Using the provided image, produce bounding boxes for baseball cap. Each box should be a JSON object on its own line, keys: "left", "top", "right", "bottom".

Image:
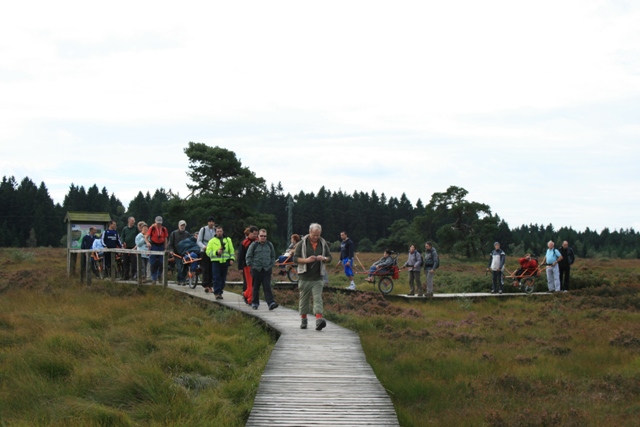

{"left": 155, "top": 216, "right": 163, "bottom": 224}
{"left": 178, "top": 220, "right": 186, "bottom": 226}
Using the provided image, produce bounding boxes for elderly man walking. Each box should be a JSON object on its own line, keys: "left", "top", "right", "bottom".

{"left": 245, "top": 229, "right": 278, "bottom": 311}
{"left": 544, "top": 241, "right": 563, "bottom": 293}
{"left": 294, "top": 223, "right": 332, "bottom": 331}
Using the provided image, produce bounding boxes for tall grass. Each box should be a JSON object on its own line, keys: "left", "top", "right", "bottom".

{"left": 301, "top": 287, "right": 640, "bottom": 426}
{"left": 0, "top": 256, "right": 275, "bottom": 427}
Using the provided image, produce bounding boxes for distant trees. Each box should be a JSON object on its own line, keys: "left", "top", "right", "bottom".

{"left": 2, "top": 143, "right": 639, "bottom": 258}
{"left": 0, "top": 176, "right": 64, "bottom": 247}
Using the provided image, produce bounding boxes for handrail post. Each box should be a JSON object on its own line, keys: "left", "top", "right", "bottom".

{"left": 86, "top": 251, "right": 92, "bottom": 286}
{"left": 137, "top": 253, "right": 143, "bottom": 285}
{"left": 110, "top": 251, "right": 116, "bottom": 280}
{"left": 162, "top": 251, "right": 168, "bottom": 287}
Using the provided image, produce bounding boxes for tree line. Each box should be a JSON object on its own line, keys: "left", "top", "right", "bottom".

{"left": 2, "top": 143, "right": 639, "bottom": 259}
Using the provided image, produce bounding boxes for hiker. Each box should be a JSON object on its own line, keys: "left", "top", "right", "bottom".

{"left": 135, "top": 222, "right": 149, "bottom": 281}
{"left": 101, "top": 220, "right": 122, "bottom": 276}
{"left": 168, "top": 220, "right": 191, "bottom": 286}
{"left": 364, "top": 249, "right": 394, "bottom": 282}
{"left": 339, "top": 231, "right": 357, "bottom": 291}
{"left": 403, "top": 244, "right": 422, "bottom": 296}
{"left": 543, "top": 241, "right": 563, "bottom": 292}
{"left": 487, "top": 241, "right": 506, "bottom": 294}
{"left": 205, "top": 225, "right": 235, "bottom": 299}
{"left": 423, "top": 242, "right": 439, "bottom": 298}
{"left": 197, "top": 216, "right": 217, "bottom": 292}
{"left": 237, "top": 225, "right": 259, "bottom": 304}
{"left": 294, "top": 223, "right": 332, "bottom": 331}
{"left": 145, "top": 216, "right": 168, "bottom": 285}
{"left": 245, "top": 229, "right": 279, "bottom": 311}
{"left": 121, "top": 216, "right": 138, "bottom": 280}
{"left": 81, "top": 227, "right": 97, "bottom": 276}
{"left": 558, "top": 241, "right": 575, "bottom": 292}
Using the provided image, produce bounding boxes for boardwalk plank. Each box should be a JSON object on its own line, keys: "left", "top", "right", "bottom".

{"left": 169, "top": 284, "right": 399, "bottom": 427}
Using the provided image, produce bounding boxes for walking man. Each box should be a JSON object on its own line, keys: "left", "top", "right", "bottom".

{"left": 558, "top": 241, "right": 575, "bottom": 292}
{"left": 294, "top": 223, "right": 332, "bottom": 331}
{"left": 487, "top": 241, "right": 506, "bottom": 294}
{"left": 423, "top": 242, "right": 439, "bottom": 298}
{"left": 245, "top": 229, "right": 279, "bottom": 310}
{"left": 121, "top": 216, "right": 138, "bottom": 280}
{"left": 339, "top": 231, "right": 357, "bottom": 290}
{"left": 544, "top": 241, "right": 563, "bottom": 292}
{"left": 206, "top": 225, "right": 235, "bottom": 299}
{"left": 197, "top": 216, "right": 217, "bottom": 291}
{"left": 145, "top": 216, "right": 168, "bottom": 285}
{"left": 168, "top": 220, "right": 191, "bottom": 285}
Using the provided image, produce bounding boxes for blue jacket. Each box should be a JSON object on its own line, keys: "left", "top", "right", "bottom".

{"left": 101, "top": 229, "right": 122, "bottom": 249}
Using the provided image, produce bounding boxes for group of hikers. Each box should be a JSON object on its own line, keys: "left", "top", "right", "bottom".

{"left": 81, "top": 215, "right": 578, "bottom": 330}
{"left": 487, "top": 240, "right": 576, "bottom": 294}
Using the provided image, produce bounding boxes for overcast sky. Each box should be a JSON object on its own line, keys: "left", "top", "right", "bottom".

{"left": 1, "top": 1, "right": 639, "bottom": 232}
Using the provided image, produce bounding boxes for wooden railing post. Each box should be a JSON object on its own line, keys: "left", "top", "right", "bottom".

{"left": 162, "top": 251, "right": 168, "bottom": 287}
{"left": 110, "top": 251, "right": 116, "bottom": 281}
{"left": 85, "top": 251, "right": 92, "bottom": 286}
{"left": 137, "top": 253, "right": 143, "bottom": 285}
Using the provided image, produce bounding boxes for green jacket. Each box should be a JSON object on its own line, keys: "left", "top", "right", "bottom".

{"left": 206, "top": 236, "right": 236, "bottom": 263}
{"left": 293, "top": 235, "right": 332, "bottom": 281}
{"left": 121, "top": 225, "right": 138, "bottom": 249}
{"left": 245, "top": 240, "right": 276, "bottom": 271}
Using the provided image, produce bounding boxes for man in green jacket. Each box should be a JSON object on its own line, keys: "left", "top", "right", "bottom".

{"left": 245, "top": 229, "right": 278, "bottom": 311}
{"left": 294, "top": 223, "right": 332, "bottom": 330}
{"left": 121, "top": 216, "right": 138, "bottom": 280}
{"left": 205, "top": 226, "right": 235, "bottom": 299}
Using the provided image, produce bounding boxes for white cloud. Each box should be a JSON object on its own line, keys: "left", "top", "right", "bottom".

{"left": 1, "top": 0, "right": 639, "bottom": 232}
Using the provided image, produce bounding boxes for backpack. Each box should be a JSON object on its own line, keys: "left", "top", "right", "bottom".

{"left": 392, "top": 265, "right": 400, "bottom": 280}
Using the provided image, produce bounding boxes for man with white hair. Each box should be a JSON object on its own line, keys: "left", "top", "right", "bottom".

{"left": 543, "top": 241, "right": 563, "bottom": 293}
{"left": 294, "top": 223, "right": 332, "bottom": 330}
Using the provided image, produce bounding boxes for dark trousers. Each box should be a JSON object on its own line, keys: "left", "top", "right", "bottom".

{"left": 200, "top": 252, "right": 212, "bottom": 287}
{"left": 122, "top": 253, "right": 137, "bottom": 279}
{"left": 559, "top": 265, "right": 571, "bottom": 291}
{"left": 252, "top": 268, "right": 275, "bottom": 307}
{"left": 212, "top": 261, "right": 230, "bottom": 295}
{"left": 492, "top": 270, "right": 503, "bottom": 292}
{"left": 149, "top": 243, "right": 164, "bottom": 281}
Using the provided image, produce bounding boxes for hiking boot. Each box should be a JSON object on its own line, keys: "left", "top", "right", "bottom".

{"left": 252, "top": 305, "right": 258, "bottom": 310}
{"left": 215, "top": 294, "right": 223, "bottom": 300}
{"left": 408, "top": 292, "right": 415, "bottom": 296}
{"left": 300, "top": 318, "right": 308, "bottom": 329}
{"left": 426, "top": 292, "right": 433, "bottom": 298}
{"left": 269, "top": 302, "right": 279, "bottom": 311}
{"left": 316, "top": 318, "right": 327, "bottom": 331}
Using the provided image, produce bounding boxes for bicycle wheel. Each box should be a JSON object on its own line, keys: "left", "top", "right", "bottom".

{"left": 188, "top": 270, "right": 199, "bottom": 289}
{"left": 522, "top": 278, "right": 535, "bottom": 294}
{"left": 378, "top": 277, "right": 394, "bottom": 295}
{"left": 287, "top": 266, "right": 299, "bottom": 282}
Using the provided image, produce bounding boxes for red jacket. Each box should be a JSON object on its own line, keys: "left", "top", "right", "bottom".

{"left": 519, "top": 257, "right": 538, "bottom": 275}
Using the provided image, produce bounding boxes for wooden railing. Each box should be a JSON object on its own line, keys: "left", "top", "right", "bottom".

{"left": 67, "top": 248, "right": 170, "bottom": 286}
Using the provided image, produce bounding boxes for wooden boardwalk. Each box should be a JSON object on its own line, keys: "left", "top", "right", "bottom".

{"left": 169, "top": 284, "right": 400, "bottom": 427}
